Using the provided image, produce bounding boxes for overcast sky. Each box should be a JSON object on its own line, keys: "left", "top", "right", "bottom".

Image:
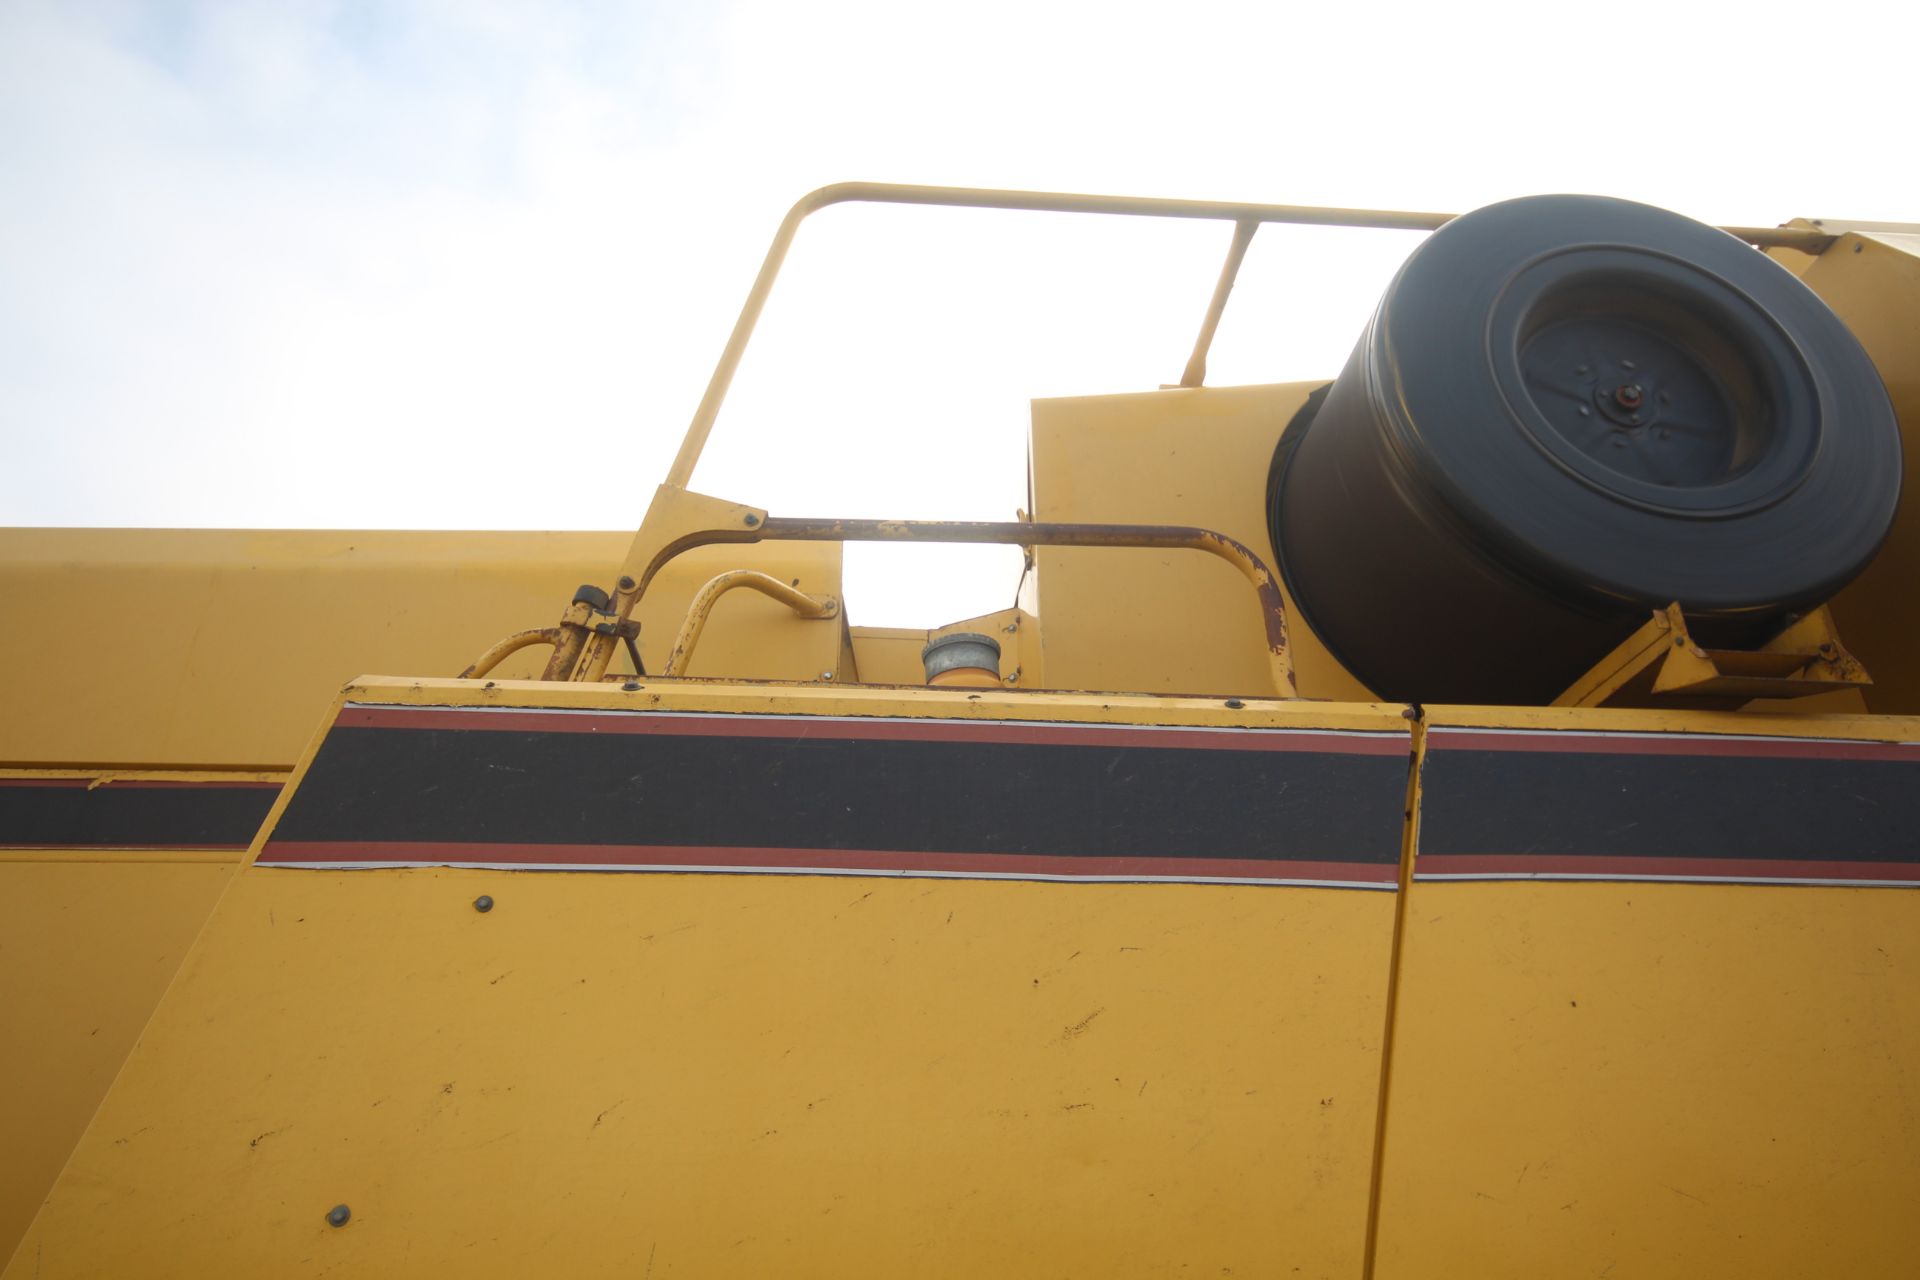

{"left": 3, "top": 0, "right": 1914, "bottom": 624}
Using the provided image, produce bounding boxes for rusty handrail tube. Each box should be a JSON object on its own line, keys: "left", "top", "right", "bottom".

{"left": 664, "top": 570, "right": 839, "bottom": 677}
{"left": 664, "top": 181, "right": 1838, "bottom": 488}
{"left": 458, "top": 627, "right": 563, "bottom": 680}
{"left": 625, "top": 517, "right": 1295, "bottom": 697}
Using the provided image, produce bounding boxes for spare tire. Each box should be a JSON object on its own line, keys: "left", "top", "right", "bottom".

{"left": 1267, "top": 194, "right": 1901, "bottom": 705}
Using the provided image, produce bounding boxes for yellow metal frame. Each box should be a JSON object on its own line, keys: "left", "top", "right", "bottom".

{"left": 1553, "top": 603, "right": 1870, "bottom": 708}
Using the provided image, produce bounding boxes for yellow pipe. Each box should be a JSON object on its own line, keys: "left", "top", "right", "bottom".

{"left": 1180, "top": 219, "right": 1259, "bottom": 388}
{"left": 663, "top": 570, "right": 839, "bottom": 678}
{"left": 458, "top": 627, "right": 562, "bottom": 680}
{"left": 665, "top": 182, "right": 1837, "bottom": 488}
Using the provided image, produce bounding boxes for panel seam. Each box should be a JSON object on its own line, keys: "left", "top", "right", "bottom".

{"left": 1362, "top": 710, "right": 1424, "bottom": 1279}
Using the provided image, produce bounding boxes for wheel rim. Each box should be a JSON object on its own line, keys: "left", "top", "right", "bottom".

{"left": 1489, "top": 246, "right": 1821, "bottom": 517}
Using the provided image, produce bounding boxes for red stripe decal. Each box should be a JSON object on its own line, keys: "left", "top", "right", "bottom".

{"left": 333, "top": 706, "right": 1409, "bottom": 755}
{"left": 1417, "top": 854, "right": 1920, "bottom": 882}
{"left": 257, "top": 841, "right": 1400, "bottom": 884}
{"left": 1426, "top": 729, "right": 1920, "bottom": 762}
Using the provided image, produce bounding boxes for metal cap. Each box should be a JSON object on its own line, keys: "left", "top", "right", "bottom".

{"left": 921, "top": 632, "right": 1002, "bottom": 682}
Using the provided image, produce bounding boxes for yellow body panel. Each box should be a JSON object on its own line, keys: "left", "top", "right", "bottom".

{"left": 0, "top": 530, "right": 841, "bottom": 768}
{"left": 1375, "top": 882, "right": 1920, "bottom": 1278}
{"left": 0, "top": 530, "right": 629, "bottom": 767}
{"left": 1028, "top": 383, "right": 1374, "bottom": 701}
{"left": 7, "top": 680, "right": 1409, "bottom": 1279}
{"left": 1372, "top": 706, "right": 1920, "bottom": 1278}
{"left": 0, "top": 856, "right": 241, "bottom": 1260}
{"left": 12, "top": 869, "right": 1392, "bottom": 1279}
{"left": 1776, "top": 231, "right": 1920, "bottom": 716}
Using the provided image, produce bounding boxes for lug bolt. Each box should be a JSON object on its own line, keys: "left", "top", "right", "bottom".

{"left": 1614, "top": 384, "right": 1644, "bottom": 409}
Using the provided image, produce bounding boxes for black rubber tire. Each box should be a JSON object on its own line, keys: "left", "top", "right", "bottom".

{"left": 1268, "top": 194, "right": 1901, "bottom": 706}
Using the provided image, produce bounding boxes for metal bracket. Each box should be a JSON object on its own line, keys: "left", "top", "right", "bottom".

{"left": 1553, "top": 603, "right": 1870, "bottom": 709}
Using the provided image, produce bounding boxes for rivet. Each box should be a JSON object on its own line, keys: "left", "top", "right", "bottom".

{"left": 1224, "top": 698, "right": 1246, "bottom": 709}
{"left": 617, "top": 575, "right": 636, "bottom": 591}
{"left": 743, "top": 513, "right": 761, "bottom": 527}
{"left": 819, "top": 671, "right": 834, "bottom": 681}
{"left": 327, "top": 1204, "right": 351, "bottom": 1228}
{"left": 622, "top": 681, "right": 641, "bottom": 692}
{"left": 473, "top": 895, "right": 494, "bottom": 914}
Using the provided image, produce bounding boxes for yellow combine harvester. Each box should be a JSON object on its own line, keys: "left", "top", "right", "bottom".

{"left": 3, "top": 185, "right": 1917, "bottom": 1278}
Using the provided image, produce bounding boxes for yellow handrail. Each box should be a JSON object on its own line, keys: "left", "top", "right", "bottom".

{"left": 663, "top": 571, "right": 839, "bottom": 677}
{"left": 665, "top": 181, "right": 1836, "bottom": 488}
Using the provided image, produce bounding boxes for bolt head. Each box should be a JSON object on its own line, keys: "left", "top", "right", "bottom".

{"left": 327, "top": 1204, "right": 351, "bottom": 1228}
{"left": 473, "top": 895, "right": 494, "bottom": 914}
{"left": 1224, "top": 698, "right": 1246, "bottom": 709}
{"left": 742, "top": 513, "right": 761, "bottom": 527}
{"left": 621, "top": 681, "right": 641, "bottom": 692}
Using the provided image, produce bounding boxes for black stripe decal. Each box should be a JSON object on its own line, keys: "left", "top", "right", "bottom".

{"left": 263, "top": 710, "right": 1410, "bottom": 886}
{"left": 0, "top": 781, "right": 280, "bottom": 850}
{"left": 1418, "top": 730, "right": 1920, "bottom": 884}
